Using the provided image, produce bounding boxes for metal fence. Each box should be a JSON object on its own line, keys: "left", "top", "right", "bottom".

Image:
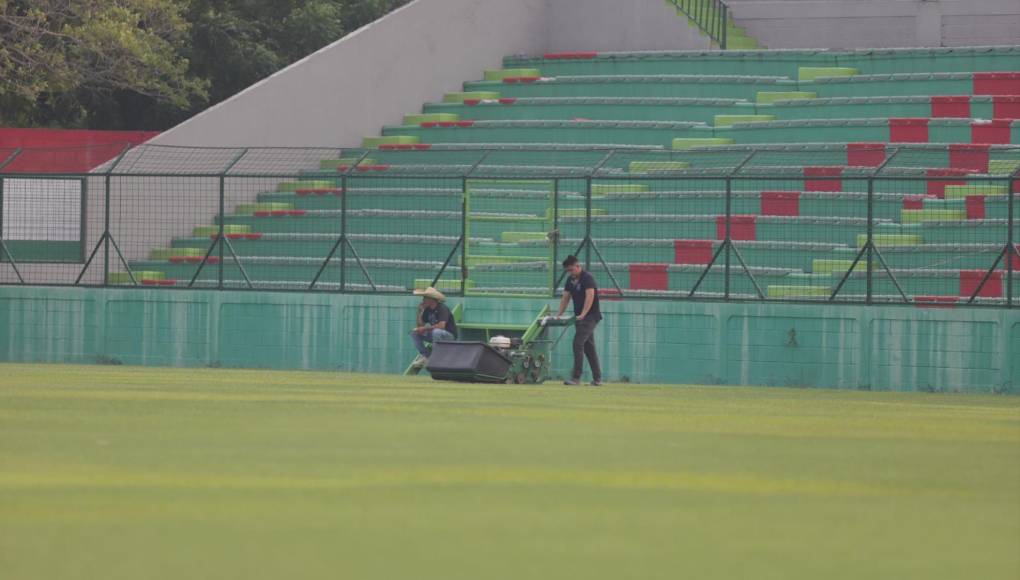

{"left": 0, "top": 143, "right": 1017, "bottom": 307}
{"left": 669, "top": 0, "right": 729, "bottom": 49}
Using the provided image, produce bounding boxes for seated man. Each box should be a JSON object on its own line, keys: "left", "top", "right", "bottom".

{"left": 409, "top": 287, "right": 458, "bottom": 367}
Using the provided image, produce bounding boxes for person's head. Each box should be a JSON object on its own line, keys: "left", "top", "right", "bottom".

{"left": 413, "top": 286, "right": 446, "bottom": 308}
{"left": 562, "top": 255, "right": 582, "bottom": 278}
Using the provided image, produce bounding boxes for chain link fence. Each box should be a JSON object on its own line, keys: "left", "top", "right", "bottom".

{"left": 1, "top": 143, "right": 1017, "bottom": 307}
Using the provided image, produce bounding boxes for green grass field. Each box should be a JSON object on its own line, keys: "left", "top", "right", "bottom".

{"left": 1, "top": 364, "right": 1018, "bottom": 580}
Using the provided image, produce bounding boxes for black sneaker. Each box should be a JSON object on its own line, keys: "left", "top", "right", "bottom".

{"left": 563, "top": 379, "right": 580, "bottom": 386}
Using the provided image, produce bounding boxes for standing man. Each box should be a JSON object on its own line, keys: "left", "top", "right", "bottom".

{"left": 556, "top": 255, "right": 603, "bottom": 386}
{"left": 409, "top": 287, "right": 458, "bottom": 368}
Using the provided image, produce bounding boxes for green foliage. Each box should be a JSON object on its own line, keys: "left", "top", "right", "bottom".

{"left": 0, "top": 0, "right": 208, "bottom": 128}
{"left": 186, "top": 0, "right": 344, "bottom": 106}
{"left": 0, "top": 0, "right": 411, "bottom": 130}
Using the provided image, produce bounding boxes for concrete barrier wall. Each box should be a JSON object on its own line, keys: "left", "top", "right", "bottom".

{"left": 0, "top": 286, "right": 1015, "bottom": 393}
{"left": 726, "top": 0, "right": 1020, "bottom": 49}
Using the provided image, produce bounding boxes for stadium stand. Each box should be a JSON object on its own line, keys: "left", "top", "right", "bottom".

{"left": 114, "top": 46, "right": 1019, "bottom": 304}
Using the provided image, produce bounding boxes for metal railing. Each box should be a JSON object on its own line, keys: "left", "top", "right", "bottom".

{"left": 0, "top": 144, "right": 1017, "bottom": 307}
{"left": 670, "top": 0, "right": 729, "bottom": 49}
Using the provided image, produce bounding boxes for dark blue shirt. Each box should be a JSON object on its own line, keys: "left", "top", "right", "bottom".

{"left": 422, "top": 303, "right": 457, "bottom": 338}
{"left": 565, "top": 271, "right": 602, "bottom": 321}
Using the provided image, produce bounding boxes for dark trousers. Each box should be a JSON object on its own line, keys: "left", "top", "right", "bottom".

{"left": 572, "top": 319, "right": 602, "bottom": 381}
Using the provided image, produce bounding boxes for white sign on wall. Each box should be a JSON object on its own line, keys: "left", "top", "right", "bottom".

{"left": 1, "top": 178, "right": 82, "bottom": 241}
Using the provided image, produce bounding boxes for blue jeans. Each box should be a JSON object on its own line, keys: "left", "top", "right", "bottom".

{"left": 410, "top": 328, "right": 454, "bottom": 356}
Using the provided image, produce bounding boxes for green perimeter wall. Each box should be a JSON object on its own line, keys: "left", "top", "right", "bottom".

{"left": 0, "top": 287, "right": 1016, "bottom": 393}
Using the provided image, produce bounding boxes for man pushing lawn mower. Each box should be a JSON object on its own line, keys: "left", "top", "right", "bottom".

{"left": 556, "top": 255, "right": 603, "bottom": 387}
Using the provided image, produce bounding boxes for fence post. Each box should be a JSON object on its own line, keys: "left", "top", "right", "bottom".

{"left": 461, "top": 176, "right": 468, "bottom": 297}
{"left": 552, "top": 178, "right": 560, "bottom": 298}
{"left": 866, "top": 176, "right": 875, "bottom": 304}
{"left": 708, "top": 0, "right": 716, "bottom": 42}
{"left": 103, "top": 173, "right": 111, "bottom": 287}
{"left": 724, "top": 176, "right": 732, "bottom": 299}
{"left": 721, "top": 3, "right": 728, "bottom": 49}
{"left": 340, "top": 173, "right": 348, "bottom": 293}
{"left": 0, "top": 149, "right": 21, "bottom": 245}
{"left": 79, "top": 177, "right": 88, "bottom": 264}
{"left": 217, "top": 174, "right": 225, "bottom": 290}
{"left": 218, "top": 149, "right": 249, "bottom": 291}
{"left": 714, "top": 1, "right": 722, "bottom": 45}
{"left": 1008, "top": 174, "right": 1016, "bottom": 308}
{"left": 0, "top": 176, "right": 4, "bottom": 247}
{"left": 584, "top": 176, "right": 592, "bottom": 269}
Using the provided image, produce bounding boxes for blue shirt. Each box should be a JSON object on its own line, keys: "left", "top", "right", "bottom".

{"left": 422, "top": 303, "right": 457, "bottom": 338}
{"left": 565, "top": 271, "right": 602, "bottom": 321}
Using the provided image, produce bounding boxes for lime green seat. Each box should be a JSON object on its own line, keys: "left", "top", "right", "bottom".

{"left": 901, "top": 209, "right": 966, "bottom": 224}
{"left": 812, "top": 260, "right": 867, "bottom": 274}
{"left": 444, "top": 91, "right": 501, "bottom": 103}
{"left": 768, "top": 285, "right": 830, "bottom": 298}
{"left": 193, "top": 225, "right": 251, "bottom": 237}
{"left": 757, "top": 91, "right": 816, "bottom": 104}
{"left": 715, "top": 114, "right": 775, "bottom": 127}
{"left": 592, "top": 184, "right": 648, "bottom": 195}
{"left": 235, "top": 202, "right": 293, "bottom": 215}
{"left": 500, "top": 232, "right": 549, "bottom": 244}
{"left": 109, "top": 271, "right": 165, "bottom": 284}
{"left": 403, "top": 113, "right": 459, "bottom": 125}
{"left": 150, "top": 247, "right": 205, "bottom": 260}
{"left": 484, "top": 68, "right": 541, "bottom": 81}
{"left": 799, "top": 67, "right": 857, "bottom": 81}
{"left": 858, "top": 234, "right": 923, "bottom": 248}
{"left": 362, "top": 136, "right": 420, "bottom": 149}
{"left": 673, "top": 138, "right": 735, "bottom": 149}
{"left": 278, "top": 181, "right": 335, "bottom": 192}
{"left": 944, "top": 185, "right": 1009, "bottom": 199}
{"left": 629, "top": 161, "right": 690, "bottom": 172}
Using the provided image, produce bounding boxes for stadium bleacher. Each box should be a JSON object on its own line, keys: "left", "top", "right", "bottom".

{"left": 124, "top": 46, "right": 1020, "bottom": 303}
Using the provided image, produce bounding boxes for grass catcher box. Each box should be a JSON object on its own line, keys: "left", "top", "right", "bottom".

{"left": 427, "top": 341, "right": 511, "bottom": 383}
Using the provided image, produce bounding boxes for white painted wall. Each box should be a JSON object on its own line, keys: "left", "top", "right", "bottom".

{"left": 151, "top": 0, "right": 549, "bottom": 148}
{"left": 725, "top": 0, "right": 1020, "bottom": 49}
{"left": 545, "top": 0, "right": 711, "bottom": 53}
{"left": 151, "top": 0, "right": 708, "bottom": 149}
{"left": 0, "top": 175, "right": 105, "bottom": 285}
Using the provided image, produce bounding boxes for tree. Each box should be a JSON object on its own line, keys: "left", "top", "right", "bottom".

{"left": 182, "top": 0, "right": 409, "bottom": 124}
{"left": 0, "top": 0, "right": 209, "bottom": 128}
{"left": 0, "top": 0, "right": 412, "bottom": 130}
{"left": 185, "top": 0, "right": 344, "bottom": 107}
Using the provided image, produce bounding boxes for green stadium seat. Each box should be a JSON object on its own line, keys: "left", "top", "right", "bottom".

{"left": 124, "top": 46, "right": 1020, "bottom": 300}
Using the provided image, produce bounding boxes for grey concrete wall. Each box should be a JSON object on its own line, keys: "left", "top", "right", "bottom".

{"left": 545, "top": 0, "right": 711, "bottom": 53}
{"left": 151, "top": 0, "right": 549, "bottom": 149}
{"left": 726, "top": 0, "right": 1020, "bottom": 49}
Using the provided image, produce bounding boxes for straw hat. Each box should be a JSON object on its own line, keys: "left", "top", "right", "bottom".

{"left": 413, "top": 287, "right": 446, "bottom": 302}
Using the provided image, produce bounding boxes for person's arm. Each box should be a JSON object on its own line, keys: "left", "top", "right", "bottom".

{"left": 414, "top": 303, "right": 426, "bottom": 333}
{"left": 578, "top": 288, "right": 595, "bottom": 320}
{"left": 556, "top": 291, "right": 570, "bottom": 317}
